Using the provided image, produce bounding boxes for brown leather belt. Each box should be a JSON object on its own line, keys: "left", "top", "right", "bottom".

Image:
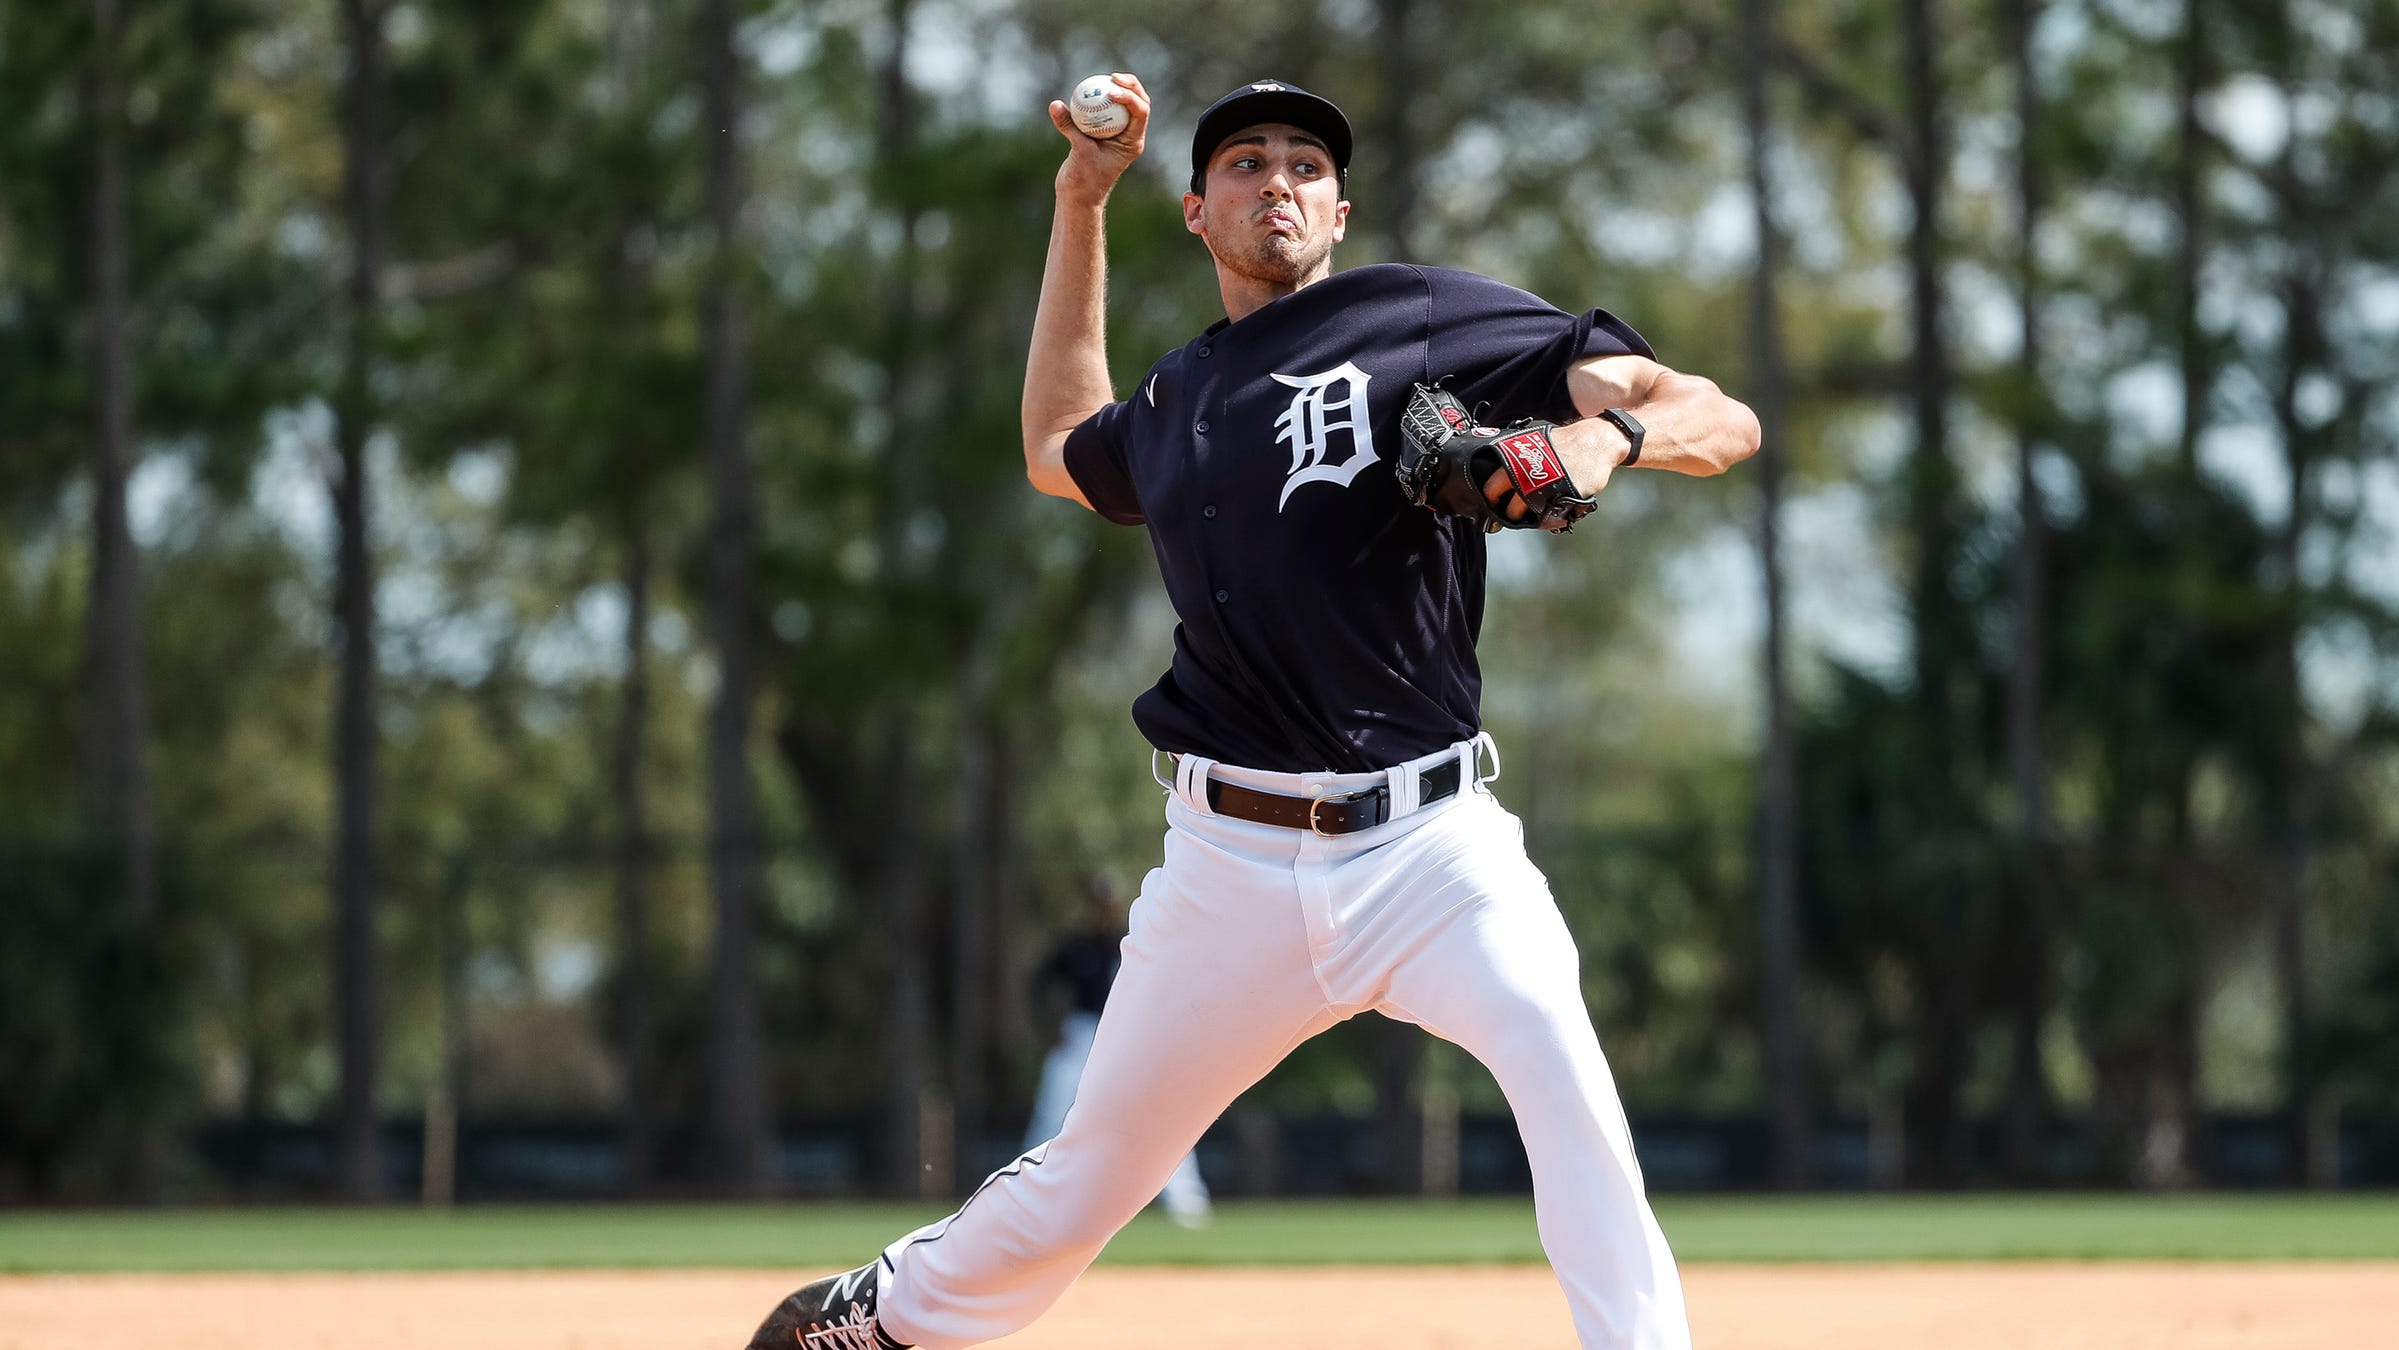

{"left": 1202, "top": 757, "right": 1464, "bottom": 836}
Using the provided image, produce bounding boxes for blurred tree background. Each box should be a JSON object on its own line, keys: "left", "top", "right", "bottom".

{"left": 2, "top": 0, "right": 2395, "bottom": 1202}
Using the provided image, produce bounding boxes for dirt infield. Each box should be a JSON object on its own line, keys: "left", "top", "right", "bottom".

{"left": 4, "top": 1263, "right": 2395, "bottom": 1348}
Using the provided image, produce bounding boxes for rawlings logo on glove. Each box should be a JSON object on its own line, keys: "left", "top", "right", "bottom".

{"left": 1394, "top": 383, "right": 1597, "bottom": 533}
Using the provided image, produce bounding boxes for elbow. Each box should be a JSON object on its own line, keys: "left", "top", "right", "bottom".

{"left": 1022, "top": 429, "right": 1060, "bottom": 492}
{"left": 1669, "top": 374, "right": 1759, "bottom": 477}
{"left": 1024, "top": 435, "right": 1083, "bottom": 502}
{"left": 1026, "top": 462, "right": 1070, "bottom": 499}
{"left": 1724, "top": 399, "right": 1762, "bottom": 474}
{"left": 1686, "top": 376, "right": 1760, "bottom": 477}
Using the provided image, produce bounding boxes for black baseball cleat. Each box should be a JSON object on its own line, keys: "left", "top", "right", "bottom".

{"left": 746, "top": 1260, "right": 914, "bottom": 1349}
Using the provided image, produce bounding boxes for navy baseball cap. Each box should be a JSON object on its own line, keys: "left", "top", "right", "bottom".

{"left": 1189, "top": 78, "right": 1353, "bottom": 193}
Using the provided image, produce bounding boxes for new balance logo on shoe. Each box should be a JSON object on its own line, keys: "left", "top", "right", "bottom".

{"left": 746, "top": 1261, "right": 912, "bottom": 1350}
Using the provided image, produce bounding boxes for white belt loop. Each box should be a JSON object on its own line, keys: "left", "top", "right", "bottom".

{"left": 1472, "top": 731, "right": 1501, "bottom": 788}
{"left": 1385, "top": 761, "right": 1419, "bottom": 819}
{"left": 1174, "top": 752, "right": 1220, "bottom": 816}
{"left": 1150, "top": 748, "right": 1175, "bottom": 793}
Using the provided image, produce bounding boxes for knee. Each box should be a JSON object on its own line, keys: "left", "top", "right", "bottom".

{"left": 1464, "top": 982, "right": 1589, "bottom": 1062}
{"left": 1470, "top": 998, "right": 1616, "bottom": 1110}
{"left": 1018, "top": 1132, "right": 1153, "bottom": 1251}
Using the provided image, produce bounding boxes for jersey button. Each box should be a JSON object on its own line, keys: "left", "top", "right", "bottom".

{"left": 1195, "top": 419, "right": 1210, "bottom": 434}
{"left": 1214, "top": 589, "right": 1229, "bottom": 604}
{"left": 1203, "top": 504, "right": 1218, "bottom": 519}
{"left": 1198, "top": 345, "right": 1212, "bottom": 358}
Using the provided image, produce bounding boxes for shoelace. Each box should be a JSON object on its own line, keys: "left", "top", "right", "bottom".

{"left": 800, "top": 1301, "right": 881, "bottom": 1350}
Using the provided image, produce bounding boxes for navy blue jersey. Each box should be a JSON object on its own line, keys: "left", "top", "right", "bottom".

{"left": 1064, "top": 263, "right": 1651, "bottom": 773}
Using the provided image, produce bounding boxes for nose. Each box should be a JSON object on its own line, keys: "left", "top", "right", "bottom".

{"left": 1261, "top": 171, "right": 1293, "bottom": 200}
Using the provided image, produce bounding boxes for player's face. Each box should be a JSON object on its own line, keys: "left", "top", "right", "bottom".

{"left": 1183, "top": 123, "right": 1350, "bottom": 288}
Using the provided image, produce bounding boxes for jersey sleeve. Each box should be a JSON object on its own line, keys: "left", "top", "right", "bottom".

{"left": 1418, "top": 267, "right": 1654, "bottom": 427}
{"left": 1061, "top": 397, "right": 1145, "bottom": 526}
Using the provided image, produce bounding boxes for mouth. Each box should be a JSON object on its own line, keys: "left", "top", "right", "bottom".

{"left": 1260, "top": 208, "right": 1301, "bottom": 235}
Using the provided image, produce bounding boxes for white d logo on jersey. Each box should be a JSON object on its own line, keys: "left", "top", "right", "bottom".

{"left": 1272, "top": 361, "right": 1378, "bottom": 510}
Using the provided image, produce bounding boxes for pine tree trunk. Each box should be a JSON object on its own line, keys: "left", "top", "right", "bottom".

{"left": 1740, "top": 0, "right": 1808, "bottom": 1191}
{"left": 1363, "top": 0, "right": 1439, "bottom": 1194}
{"left": 613, "top": 525, "right": 656, "bottom": 1192}
{"left": 1901, "top": 0, "right": 1956, "bottom": 746}
{"left": 2173, "top": 0, "right": 2209, "bottom": 473}
{"left": 699, "top": 0, "right": 769, "bottom": 1197}
{"left": 83, "top": 0, "right": 157, "bottom": 935}
{"left": 883, "top": 711, "right": 942, "bottom": 1197}
{"left": 949, "top": 683, "right": 998, "bottom": 1194}
{"left": 85, "top": 0, "right": 164, "bottom": 1202}
{"left": 990, "top": 728, "right": 1035, "bottom": 1086}
{"left": 333, "top": 0, "right": 389, "bottom": 1205}
{"left": 1897, "top": 0, "right": 1972, "bottom": 1188}
{"left": 606, "top": 0, "right": 658, "bottom": 1195}
{"left": 1904, "top": 951, "right": 1973, "bottom": 1186}
{"left": 2272, "top": 272, "right": 2321, "bottom": 1187}
{"left": 2002, "top": 0, "right": 2056, "bottom": 1184}
{"left": 870, "top": 0, "right": 947, "bottom": 1200}
{"left": 421, "top": 853, "right": 467, "bottom": 1208}
{"left": 2261, "top": 0, "right": 2332, "bottom": 1190}
{"left": 1375, "top": 0, "right": 1420, "bottom": 261}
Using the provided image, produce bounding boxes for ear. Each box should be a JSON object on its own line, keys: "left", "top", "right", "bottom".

{"left": 1330, "top": 199, "right": 1350, "bottom": 244}
{"left": 1182, "top": 191, "right": 1206, "bottom": 235}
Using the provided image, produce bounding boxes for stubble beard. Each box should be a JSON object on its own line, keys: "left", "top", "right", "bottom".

{"left": 1215, "top": 219, "right": 1334, "bottom": 289}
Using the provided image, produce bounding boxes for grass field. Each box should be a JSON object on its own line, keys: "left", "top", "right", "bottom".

{"left": 5, "top": 1194, "right": 2397, "bottom": 1273}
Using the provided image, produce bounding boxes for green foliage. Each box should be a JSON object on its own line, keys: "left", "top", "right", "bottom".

{"left": 2, "top": 0, "right": 2396, "bottom": 1197}
{"left": 2317, "top": 891, "right": 2399, "bottom": 1110}
{"left": 0, "top": 0, "right": 308, "bottom": 502}
{"left": 0, "top": 837, "right": 192, "bottom": 1200}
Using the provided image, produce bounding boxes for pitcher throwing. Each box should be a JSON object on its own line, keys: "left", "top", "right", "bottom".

{"left": 748, "top": 72, "right": 1759, "bottom": 1350}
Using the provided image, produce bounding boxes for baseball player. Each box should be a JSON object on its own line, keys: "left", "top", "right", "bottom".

{"left": 1022, "top": 875, "right": 1212, "bottom": 1228}
{"left": 750, "top": 73, "right": 1759, "bottom": 1350}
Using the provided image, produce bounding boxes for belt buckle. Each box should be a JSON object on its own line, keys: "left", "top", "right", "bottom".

{"left": 1308, "top": 785, "right": 1386, "bottom": 836}
{"left": 1307, "top": 794, "right": 1339, "bottom": 837}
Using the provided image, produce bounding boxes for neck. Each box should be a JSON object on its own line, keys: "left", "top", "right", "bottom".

{"left": 1216, "top": 260, "right": 1332, "bottom": 324}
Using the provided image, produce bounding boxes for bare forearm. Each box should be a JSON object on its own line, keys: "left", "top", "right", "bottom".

{"left": 1554, "top": 359, "right": 1761, "bottom": 484}
{"left": 1022, "top": 194, "right": 1117, "bottom": 465}
{"left": 1021, "top": 74, "right": 1152, "bottom": 503}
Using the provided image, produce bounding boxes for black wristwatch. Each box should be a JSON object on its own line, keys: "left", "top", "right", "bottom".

{"left": 1598, "top": 407, "right": 1645, "bottom": 468}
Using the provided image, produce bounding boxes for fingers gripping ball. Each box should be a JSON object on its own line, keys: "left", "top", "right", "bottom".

{"left": 1070, "top": 77, "right": 1130, "bottom": 139}
{"left": 1396, "top": 383, "right": 1597, "bottom": 533}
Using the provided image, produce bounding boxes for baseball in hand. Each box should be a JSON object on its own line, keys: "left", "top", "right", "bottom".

{"left": 1069, "top": 76, "right": 1130, "bottom": 139}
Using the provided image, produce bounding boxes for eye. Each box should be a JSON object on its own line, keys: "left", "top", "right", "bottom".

{"left": 1294, "top": 160, "right": 1322, "bottom": 176}
{"left": 1232, "top": 155, "right": 1261, "bottom": 171}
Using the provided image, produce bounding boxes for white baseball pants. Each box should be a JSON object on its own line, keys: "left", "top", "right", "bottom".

{"left": 1025, "top": 1010, "right": 1212, "bottom": 1224}
{"left": 876, "top": 737, "right": 1691, "bottom": 1349}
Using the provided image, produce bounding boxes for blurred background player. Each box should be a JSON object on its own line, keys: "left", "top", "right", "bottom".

{"left": 1023, "top": 875, "right": 1212, "bottom": 1229}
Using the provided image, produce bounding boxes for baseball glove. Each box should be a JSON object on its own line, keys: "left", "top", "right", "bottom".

{"left": 1395, "top": 383, "right": 1597, "bottom": 533}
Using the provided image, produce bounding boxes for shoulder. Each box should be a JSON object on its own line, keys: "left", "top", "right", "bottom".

{"left": 1336, "top": 263, "right": 1436, "bottom": 303}
{"left": 1329, "top": 262, "right": 1436, "bottom": 291}
{"left": 1410, "top": 265, "right": 1556, "bottom": 308}
{"left": 1283, "top": 263, "right": 1436, "bottom": 312}
{"left": 1150, "top": 342, "right": 1199, "bottom": 379}
{"left": 1097, "top": 344, "right": 1199, "bottom": 428}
